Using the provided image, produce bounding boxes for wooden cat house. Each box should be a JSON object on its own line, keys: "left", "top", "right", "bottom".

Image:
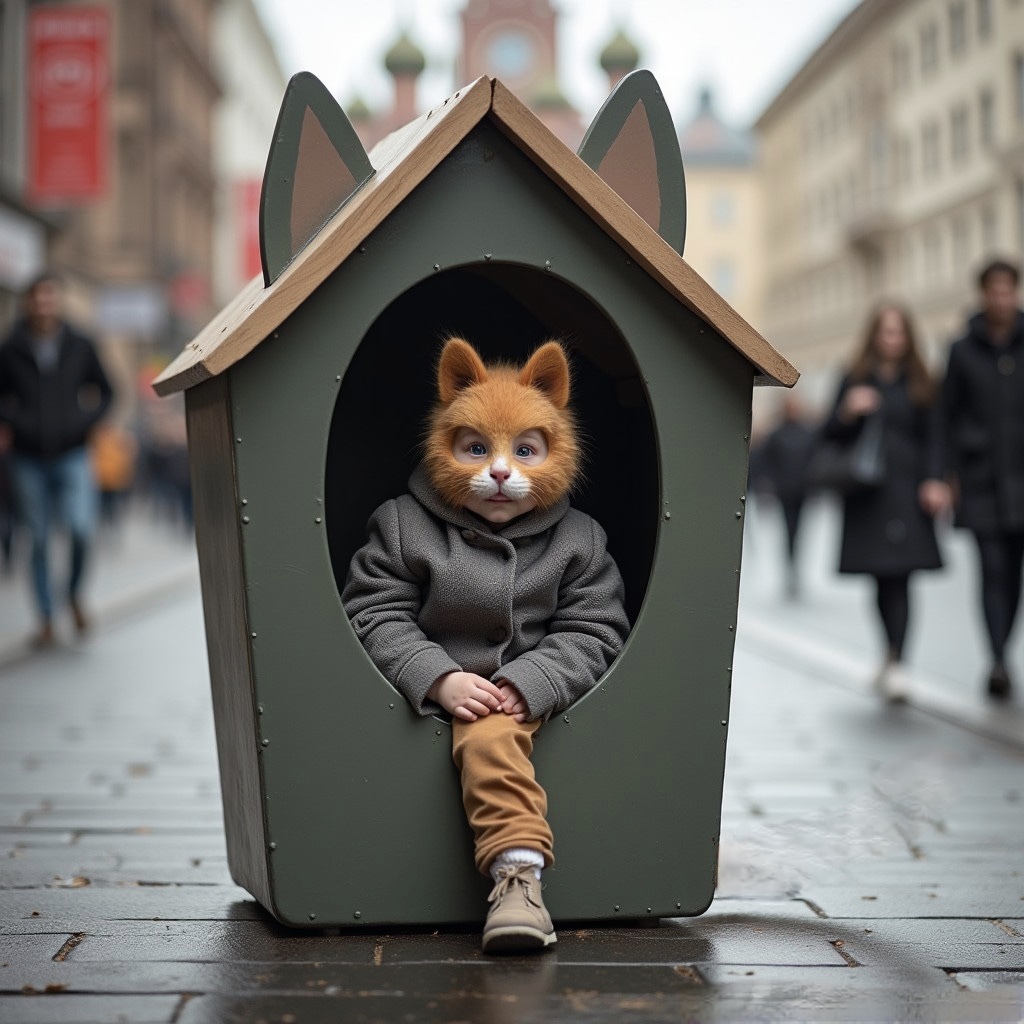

{"left": 155, "top": 70, "right": 797, "bottom": 929}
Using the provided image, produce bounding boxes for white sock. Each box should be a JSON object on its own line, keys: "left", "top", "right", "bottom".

{"left": 490, "top": 847, "right": 544, "bottom": 882}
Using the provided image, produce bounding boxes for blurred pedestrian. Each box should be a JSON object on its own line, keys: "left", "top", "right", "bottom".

{"left": 822, "top": 302, "right": 950, "bottom": 701}
{"left": 0, "top": 271, "right": 114, "bottom": 646}
{"left": 754, "top": 394, "right": 816, "bottom": 598}
{"left": 942, "top": 258, "right": 1024, "bottom": 700}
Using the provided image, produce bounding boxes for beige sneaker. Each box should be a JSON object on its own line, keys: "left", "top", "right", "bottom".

{"left": 482, "top": 864, "right": 556, "bottom": 953}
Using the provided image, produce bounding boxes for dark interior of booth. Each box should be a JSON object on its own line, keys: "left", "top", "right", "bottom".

{"left": 326, "top": 263, "right": 658, "bottom": 626}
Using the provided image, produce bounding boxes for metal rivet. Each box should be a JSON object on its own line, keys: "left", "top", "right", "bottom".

{"left": 235, "top": 437, "right": 242, "bottom": 444}
{"left": 269, "top": 842, "right": 276, "bottom": 850}
{"left": 625, "top": 259, "right": 632, "bottom": 266}
{"left": 676, "top": 902, "right": 682, "bottom": 910}
{"left": 614, "top": 905, "right": 620, "bottom": 911}
{"left": 435, "top": 730, "right": 442, "bottom": 736}
{"left": 735, "top": 511, "right": 742, "bottom": 519}
{"left": 315, "top": 517, "right": 322, "bottom": 524}
{"left": 544, "top": 260, "right": 551, "bottom": 269}
{"left": 273, "top": 332, "right": 279, "bottom": 339}
{"left": 261, "top": 739, "right": 269, "bottom": 747}
{"left": 242, "top": 516, "right": 250, "bottom": 524}
{"left": 647, "top": 907, "right": 652, "bottom": 913}
{"left": 241, "top": 499, "right": 248, "bottom": 506}
{"left": 433, "top": 263, "right": 440, "bottom": 271}
{"left": 726, "top": 667, "right": 732, "bottom": 673}
{"left": 257, "top": 704, "right": 264, "bottom": 714}
{"left": 358, "top": 246, "right": 366, "bottom": 253}
{"left": 335, "top": 375, "right": 341, "bottom": 382}
{"left": 740, "top": 495, "right": 746, "bottom": 503}
{"left": 729, "top": 625, "right": 734, "bottom": 631}
{"left": 743, "top": 435, "right": 750, "bottom": 441}
{"left": 663, "top": 511, "right": 671, "bottom": 520}
{"left": 353, "top": 910, "right": 362, "bottom": 919}
{"left": 563, "top": 715, "right": 569, "bottom": 723}
{"left": 251, "top": 632, "right": 257, "bottom": 639}
{"left": 388, "top": 703, "right": 394, "bottom": 709}
{"left": 309, "top": 913, "right": 316, "bottom": 921}
{"left": 484, "top": 253, "right": 492, "bottom": 260}
{"left": 721, "top": 720, "right": 728, "bottom": 726}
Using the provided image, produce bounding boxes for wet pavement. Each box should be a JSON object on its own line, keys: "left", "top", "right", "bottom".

{"left": 0, "top": 504, "right": 1022, "bottom": 1022}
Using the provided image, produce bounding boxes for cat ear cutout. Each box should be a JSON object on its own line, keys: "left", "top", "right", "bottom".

{"left": 438, "top": 338, "right": 489, "bottom": 404}
{"left": 519, "top": 342, "right": 570, "bottom": 410}
{"left": 260, "top": 72, "right": 375, "bottom": 286}
{"left": 578, "top": 70, "right": 687, "bottom": 255}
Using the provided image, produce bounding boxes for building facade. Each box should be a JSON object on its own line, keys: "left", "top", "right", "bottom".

{"left": 756, "top": 0, "right": 1024, "bottom": 402}
{"left": 211, "top": 0, "right": 286, "bottom": 305}
{"left": 678, "top": 87, "right": 763, "bottom": 329}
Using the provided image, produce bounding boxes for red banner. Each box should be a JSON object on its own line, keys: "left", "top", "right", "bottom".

{"left": 238, "top": 179, "right": 263, "bottom": 281}
{"left": 27, "top": 5, "right": 110, "bottom": 204}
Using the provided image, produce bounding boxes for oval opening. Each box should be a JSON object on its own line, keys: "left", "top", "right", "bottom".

{"left": 327, "top": 263, "right": 657, "bottom": 627}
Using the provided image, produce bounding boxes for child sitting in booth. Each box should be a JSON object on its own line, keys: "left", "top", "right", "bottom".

{"left": 342, "top": 337, "right": 629, "bottom": 953}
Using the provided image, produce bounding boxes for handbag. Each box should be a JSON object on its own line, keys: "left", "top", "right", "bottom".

{"left": 806, "top": 414, "right": 886, "bottom": 496}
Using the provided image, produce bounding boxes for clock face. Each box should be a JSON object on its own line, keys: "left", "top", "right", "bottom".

{"left": 485, "top": 27, "right": 538, "bottom": 80}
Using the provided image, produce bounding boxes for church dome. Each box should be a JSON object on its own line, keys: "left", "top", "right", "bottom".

{"left": 384, "top": 31, "right": 426, "bottom": 76}
{"left": 531, "top": 74, "right": 570, "bottom": 110}
{"left": 346, "top": 93, "right": 372, "bottom": 122}
{"left": 599, "top": 28, "right": 640, "bottom": 74}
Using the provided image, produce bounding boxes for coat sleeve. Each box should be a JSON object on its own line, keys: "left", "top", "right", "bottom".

{"left": 81, "top": 336, "right": 114, "bottom": 433}
{"left": 496, "top": 517, "right": 629, "bottom": 722}
{"left": 341, "top": 500, "right": 461, "bottom": 716}
{"left": 821, "top": 374, "right": 862, "bottom": 442}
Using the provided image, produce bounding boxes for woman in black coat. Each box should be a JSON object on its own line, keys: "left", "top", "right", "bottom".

{"left": 822, "top": 303, "right": 951, "bottom": 700}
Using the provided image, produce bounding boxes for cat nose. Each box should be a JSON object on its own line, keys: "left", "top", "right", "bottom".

{"left": 490, "top": 464, "right": 511, "bottom": 483}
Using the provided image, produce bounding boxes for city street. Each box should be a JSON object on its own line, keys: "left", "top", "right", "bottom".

{"left": 0, "top": 504, "right": 1021, "bottom": 1022}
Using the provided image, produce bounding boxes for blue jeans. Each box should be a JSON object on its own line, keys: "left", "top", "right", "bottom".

{"left": 11, "top": 448, "right": 98, "bottom": 622}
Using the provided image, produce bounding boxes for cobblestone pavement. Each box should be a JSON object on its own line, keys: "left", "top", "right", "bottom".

{"left": 0, "top": 507, "right": 1022, "bottom": 1022}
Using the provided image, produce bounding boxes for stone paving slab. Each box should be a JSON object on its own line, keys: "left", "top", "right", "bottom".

{"left": 0, "top": 993, "right": 181, "bottom": 1024}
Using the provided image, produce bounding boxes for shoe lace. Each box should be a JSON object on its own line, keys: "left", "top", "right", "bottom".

{"left": 487, "top": 864, "right": 540, "bottom": 907}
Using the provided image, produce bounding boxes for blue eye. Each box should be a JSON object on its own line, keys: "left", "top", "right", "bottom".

{"left": 468, "top": 443, "right": 487, "bottom": 456}
{"left": 515, "top": 445, "right": 534, "bottom": 458}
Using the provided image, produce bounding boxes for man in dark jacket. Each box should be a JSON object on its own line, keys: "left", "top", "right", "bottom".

{"left": 0, "top": 272, "right": 114, "bottom": 646}
{"left": 942, "top": 259, "right": 1024, "bottom": 699}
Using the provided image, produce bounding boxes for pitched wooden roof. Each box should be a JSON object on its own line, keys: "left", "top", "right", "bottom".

{"left": 154, "top": 77, "right": 797, "bottom": 395}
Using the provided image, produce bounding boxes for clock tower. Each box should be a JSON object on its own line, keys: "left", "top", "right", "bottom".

{"left": 459, "top": 0, "right": 557, "bottom": 96}
{"left": 458, "top": 0, "right": 582, "bottom": 147}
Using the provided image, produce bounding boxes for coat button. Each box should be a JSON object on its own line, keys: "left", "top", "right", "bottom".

{"left": 461, "top": 529, "right": 476, "bottom": 542}
{"left": 486, "top": 627, "right": 508, "bottom": 644}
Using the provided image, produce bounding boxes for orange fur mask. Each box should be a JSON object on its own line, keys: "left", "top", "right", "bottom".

{"left": 424, "top": 338, "right": 580, "bottom": 515}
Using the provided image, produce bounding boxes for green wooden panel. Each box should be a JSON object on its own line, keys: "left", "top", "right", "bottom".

{"left": 226, "top": 121, "right": 750, "bottom": 927}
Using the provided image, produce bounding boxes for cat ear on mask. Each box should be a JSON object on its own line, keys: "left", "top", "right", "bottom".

{"left": 519, "top": 342, "right": 570, "bottom": 410}
{"left": 437, "top": 338, "right": 489, "bottom": 404}
{"left": 260, "top": 72, "right": 375, "bottom": 286}
{"left": 578, "top": 69, "right": 686, "bottom": 255}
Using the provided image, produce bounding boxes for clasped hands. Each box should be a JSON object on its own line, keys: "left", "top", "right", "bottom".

{"left": 426, "top": 671, "right": 528, "bottom": 723}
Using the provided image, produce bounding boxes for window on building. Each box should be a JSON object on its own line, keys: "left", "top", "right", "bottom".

{"left": 1018, "top": 180, "right": 1024, "bottom": 257}
{"left": 952, "top": 215, "right": 970, "bottom": 274}
{"left": 712, "top": 260, "right": 736, "bottom": 300}
{"left": 951, "top": 105, "right": 970, "bottom": 163}
{"left": 949, "top": 2, "right": 967, "bottom": 55}
{"left": 981, "top": 204, "right": 998, "bottom": 253}
{"left": 977, "top": 0, "right": 992, "bottom": 40}
{"left": 892, "top": 41, "right": 911, "bottom": 89}
{"left": 1016, "top": 53, "right": 1024, "bottom": 124}
{"left": 710, "top": 193, "right": 735, "bottom": 226}
{"left": 922, "top": 121, "right": 941, "bottom": 177}
{"left": 921, "top": 22, "right": 940, "bottom": 76}
{"left": 979, "top": 89, "right": 995, "bottom": 147}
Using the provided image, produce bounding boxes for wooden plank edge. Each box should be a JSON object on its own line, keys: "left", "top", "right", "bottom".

{"left": 154, "top": 77, "right": 494, "bottom": 395}
{"left": 487, "top": 80, "right": 799, "bottom": 388}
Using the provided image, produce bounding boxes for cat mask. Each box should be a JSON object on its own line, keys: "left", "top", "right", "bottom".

{"left": 424, "top": 338, "right": 580, "bottom": 514}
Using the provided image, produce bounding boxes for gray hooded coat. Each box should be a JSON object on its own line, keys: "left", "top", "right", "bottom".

{"left": 342, "top": 464, "right": 629, "bottom": 722}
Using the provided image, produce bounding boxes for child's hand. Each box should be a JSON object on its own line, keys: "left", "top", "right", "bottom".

{"left": 496, "top": 680, "right": 529, "bottom": 722}
{"left": 427, "top": 671, "right": 505, "bottom": 722}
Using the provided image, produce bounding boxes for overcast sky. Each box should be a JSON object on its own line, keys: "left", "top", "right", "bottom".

{"left": 251, "top": 0, "right": 863, "bottom": 129}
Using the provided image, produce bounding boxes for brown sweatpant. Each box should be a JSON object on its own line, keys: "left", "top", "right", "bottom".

{"left": 451, "top": 712, "right": 555, "bottom": 876}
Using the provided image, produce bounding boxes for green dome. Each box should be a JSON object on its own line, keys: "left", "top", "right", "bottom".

{"left": 599, "top": 28, "right": 640, "bottom": 73}
{"left": 384, "top": 31, "right": 425, "bottom": 76}
{"left": 346, "top": 94, "right": 372, "bottom": 121}
{"left": 531, "top": 74, "right": 570, "bottom": 110}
